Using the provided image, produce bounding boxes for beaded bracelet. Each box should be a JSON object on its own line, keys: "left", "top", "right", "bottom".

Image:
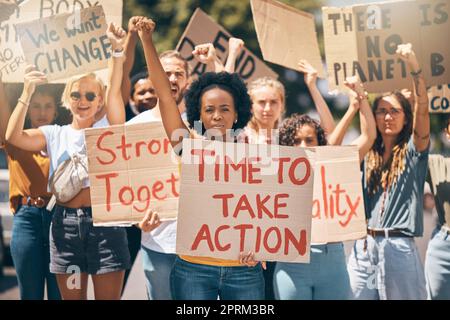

{"left": 18, "top": 98, "right": 29, "bottom": 107}
{"left": 112, "top": 48, "right": 124, "bottom": 58}
{"left": 410, "top": 68, "right": 422, "bottom": 77}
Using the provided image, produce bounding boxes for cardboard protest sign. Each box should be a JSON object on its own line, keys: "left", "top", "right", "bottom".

{"left": 176, "top": 139, "right": 315, "bottom": 262}
{"left": 250, "top": 0, "right": 324, "bottom": 78}
{"left": 323, "top": 0, "right": 450, "bottom": 94}
{"left": 0, "top": 0, "right": 17, "bottom": 23}
{"left": 311, "top": 146, "right": 366, "bottom": 244}
{"left": 428, "top": 84, "right": 450, "bottom": 113}
{"left": 85, "top": 122, "right": 180, "bottom": 226}
{"left": 176, "top": 8, "right": 278, "bottom": 83}
{"left": 0, "top": 0, "right": 122, "bottom": 82}
{"left": 16, "top": 6, "right": 110, "bottom": 82}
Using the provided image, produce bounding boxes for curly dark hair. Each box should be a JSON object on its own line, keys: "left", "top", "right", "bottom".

{"left": 184, "top": 72, "right": 252, "bottom": 132}
{"left": 366, "top": 91, "right": 413, "bottom": 194}
{"left": 279, "top": 114, "right": 327, "bottom": 147}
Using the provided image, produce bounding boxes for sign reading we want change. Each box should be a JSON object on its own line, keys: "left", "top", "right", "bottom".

{"left": 323, "top": 0, "right": 450, "bottom": 94}
{"left": 250, "top": 0, "right": 324, "bottom": 78}
{"left": 16, "top": 5, "right": 110, "bottom": 82}
{"left": 0, "top": 0, "right": 122, "bottom": 82}
{"left": 85, "top": 122, "right": 180, "bottom": 226}
{"left": 176, "top": 8, "right": 277, "bottom": 83}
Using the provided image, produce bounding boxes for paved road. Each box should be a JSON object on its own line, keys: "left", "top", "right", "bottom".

{"left": 0, "top": 211, "right": 436, "bottom": 300}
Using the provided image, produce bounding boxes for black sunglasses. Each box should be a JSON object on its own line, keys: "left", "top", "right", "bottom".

{"left": 70, "top": 91, "right": 97, "bottom": 102}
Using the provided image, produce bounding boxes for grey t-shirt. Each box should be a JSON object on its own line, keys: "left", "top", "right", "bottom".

{"left": 364, "top": 137, "right": 429, "bottom": 236}
{"left": 428, "top": 154, "right": 450, "bottom": 228}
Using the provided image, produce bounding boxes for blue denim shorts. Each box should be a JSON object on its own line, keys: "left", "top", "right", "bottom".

{"left": 50, "top": 205, "right": 131, "bottom": 275}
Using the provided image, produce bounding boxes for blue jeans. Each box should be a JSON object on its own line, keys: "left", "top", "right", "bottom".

{"left": 170, "top": 256, "right": 265, "bottom": 300}
{"left": 347, "top": 235, "right": 426, "bottom": 300}
{"left": 274, "top": 242, "right": 351, "bottom": 300}
{"left": 424, "top": 226, "right": 450, "bottom": 299}
{"left": 10, "top": 205, "right": 61, "bottom": 300}
{"left": 141, "top": 246, "right": 176, "bottom": 300}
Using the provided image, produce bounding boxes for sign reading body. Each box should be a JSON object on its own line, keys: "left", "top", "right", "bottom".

{"left": 176, "top": 8, "right": 278, "bottom": 83}
{"left": 0, "top": 0, "right": 123, "bottom": 82}
{"left": 311, "top": 146, "right": 366, "bottom": 244}
{"left": 16, "top": 6, "right": 110, "bottom": 82}
{"left": 428, "top": 84, "right": 450, "bottom": 113}
{"left": 323, "top": 0, "right": 450, "bottom": 93}
{"left": 250, "top": 0, "right": 324, "bottom": 78}
{"left": 85, "top": 122, "right": 180, "bottom": 226}
{"left": 176, "top": 139, "right": 315, "bottom": 263}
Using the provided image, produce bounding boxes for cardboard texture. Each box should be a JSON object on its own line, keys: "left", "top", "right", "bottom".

{"left": 0, "top": 0, "right": 122, "bottom": 82}
{"left": 85, "top": 122, "right": 180, "bottom": 226}
{"left": 176, "top": 139, "right": 315, "bottom": 263}
{"left": 428, "top": 84, "right": 450, "bottom": 113}
{"left": 176, "top": 8, "right": 278, "bottom": 83}
{"left": 16, "top": 6, "right": 110, "bottom": 82}
{"left": 323, "top": 0, "right": 450, "bottom": 94}
{"left": 311, "top": 146, "right": 367, "bottom": 244}
{"left": 250, "top": 0, "right": 324, "bottom": 78}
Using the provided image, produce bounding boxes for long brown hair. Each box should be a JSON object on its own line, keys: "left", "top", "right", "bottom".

{"left": 247, "top": 77, "right": 285, "bottom": 133}
{"left": 366, "top": 91, "right": 413, "bottom": 194}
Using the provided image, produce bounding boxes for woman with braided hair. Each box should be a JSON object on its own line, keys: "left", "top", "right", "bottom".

{"left": 347, "top": 43, "right": 430, "bottom": 300}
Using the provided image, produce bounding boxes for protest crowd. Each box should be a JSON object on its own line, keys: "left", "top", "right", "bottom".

{"left": 0, "top": 0, "right": 449, "bottom": 301}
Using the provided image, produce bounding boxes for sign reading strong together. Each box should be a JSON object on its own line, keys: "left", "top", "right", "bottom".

{"left": 85, "top": 122, "right": 180, "bottom": 226}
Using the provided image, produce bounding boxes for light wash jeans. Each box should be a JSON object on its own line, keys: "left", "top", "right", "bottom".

{"left": 170, "top": 256, "right": 265, "bottom": 300}
{"left": 10, "top": 205, "right": 61, "bottom": 300}
{"left": 347, "top": 235, "right": 426, "bottom": 300}
{"left": 424, "top": 226, "right": 450, "bottom": 300}
{"left": 273, "top": 242, "right": 351, "bottom": 300}
{"left": 141, "top": 245, "right": 176, "bottom": 300}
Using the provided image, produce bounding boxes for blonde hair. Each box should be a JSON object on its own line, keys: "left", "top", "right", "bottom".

{"left": 61, "top": 73, "right": 106, "bottom": 109}
{"left": 247, "top": 77, "right": 285, "bottom": 132}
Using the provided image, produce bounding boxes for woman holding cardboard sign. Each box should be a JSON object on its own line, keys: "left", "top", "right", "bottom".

{"left": 137, "top": 17, "right": 266, "bottom": 300}
{"left": 5, "top": 23, "right": 131, "bottom": 300}
{"left": 274, "top": 74, "right": 376, "bottom": 300}
{"left": 0, "top": 78, "right": 63, "bottom": 300}
{"left": 347, "top": 43, "right": 430, "bottom": 300}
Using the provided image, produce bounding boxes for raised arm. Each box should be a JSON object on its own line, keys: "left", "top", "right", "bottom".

{"left": 105, "top": 22, "right": 126, "bottom": 125}
{"left": 397, "top": 43, "right": 429, "bottom": 152}
{"left": 344, "top": 77, "right": 376, "bottom": 163}
{"left": 136, "top": 17, "right": 188, "bottom": 148}
{"left": 298, "top": 60, "right": 336, "bottom": 135}
{"left": 0, "top": 78, "right": 11, "bottom": 145}
{"left": 121, "top": 17, "right": 140, "bottom": 106}
{"left": 5, "top": 66, "right": 47, "bottom": 152}
{"left": 327, "top": 91, "right": 359, "bottom": 146}
{"left": 192, "top": 43, "right": 225, "bottom": 73}
{"left": 224, "top": 38, "right": 244, "bottom": 73}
